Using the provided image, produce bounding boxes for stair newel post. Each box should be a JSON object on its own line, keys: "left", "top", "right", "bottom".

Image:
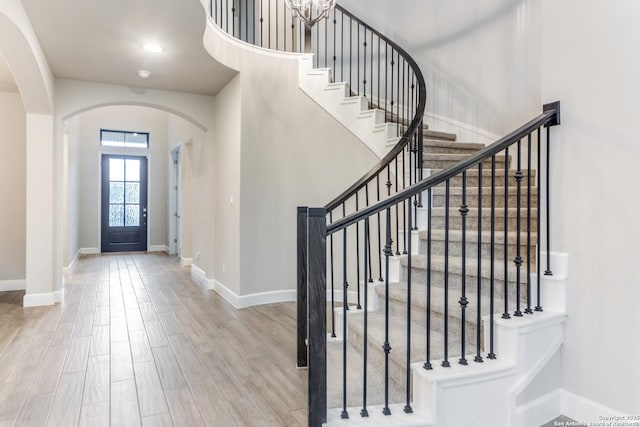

{"left": 307, "top": 208, "right": 327, "bottom": 427}
{"left": 459, "top": 172, "right": 469, "bottom": 366}
{"left": 514, "top": 139, "right": 524, "bottom": 317}
{"left": 502, "top": 147, "right": 511, "bottom": 320}
{"left": 404, "top": 198, "right": 413, "bottom": 414}
{"left": 424, "top": 187, "right": 433, "bottom": 370}
{"left": 361, "top": 218, "right": 370, "bottom": 418}
{"left": 475, "top": 163, "right": 484, "bottom": 363}
{"left": 488, "top": 156, "right": 497, "bottom": 360}
{"left": 297, "top": 207, "right": 308, "bottom": 368}
{"left": 356, "top": 193, "right": 362, "bottom": 309}
{"left": 329, "top": 211, "right": 336, "bottom": 337}
{"left": 341, "top": 222, "right": 349, "bottom": 419}
{"left": 332, "top": 9, "right": 336, "bottom": 79}
{"left": 382, "top": 207, "right": 393, "bottom": 416}
{"left": 525, "top": 134, "right": 533, "bottom": 315}
{"left": 535, "top": 127, "right": 543, "bottom": 312}
{"left": 442, "top": 179, "right": 451, "bottom": 368}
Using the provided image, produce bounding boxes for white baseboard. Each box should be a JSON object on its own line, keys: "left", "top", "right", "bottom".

{"left": 0, "top": 279, "right": 26, "bottom": 291}
{"left": 561, "top": 389, "right": 627, "bottom": 423}
{"left": 63, "top": 250, "right": 80, "bottom": 275}
{"left": 79, "top": 247, "right": 100, "bottom": 255}
{"left": 190, "top": 264, "right": 208, "bottom": 288}
{"left": 515, "top": 388, "right": 562, "bottom": 427}
{"left": 191, "top": 265, "right": 295, "bottom": 309}
{"left": 23, "top": 292, "right": 55, "bottom": 307}
{"left": 181, "top": 257, "right": 193, "bottom": 267}
{"left": 515, "top": 389, "right": 627, "bottom": 426}
{"left": 53, "top": 289, "right": 63, "bottom": 303}
{"left": 211, "top": 279, "right": 296, "bottom": 309}
{"left": 148, "top": 245, "right": 169, "bottom": 253}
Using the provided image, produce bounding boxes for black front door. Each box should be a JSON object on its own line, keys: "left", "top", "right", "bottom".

{"left": 101, "top": 155, "right": 148, "bottom": 252}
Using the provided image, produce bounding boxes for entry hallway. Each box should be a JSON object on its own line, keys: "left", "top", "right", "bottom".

{"left": 0, "top": 253, "right": 307, "bottom": 426}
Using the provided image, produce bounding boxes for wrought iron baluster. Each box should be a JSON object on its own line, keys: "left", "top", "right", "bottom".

{"left": 535, "top": 128, "right": 543, "bottom": 312}
{"left": 329, "top": 211, "right": 336, "bottom": 338}
{"left": 357, "top": 24, "right": 361, "bottom": 95}
{"left": 341, "top": 224, "right": 348, "bottom": 420}
{"left": 424, "top": 187, "right": 433, "bottom": 370}
{"left": 361, "top": 218, "right": 370, "bottom": 418}
{"left": 365, "top": 185, "right": 373, "bottom": 283}
{"left": 502, "top": 147, "right": 511, "bottom": 320}
{"left": 377, "top": 175, "right": 383, "bottom": 282}
{"left": 356, "top": 193, "right": 362, "bottom": 309}
{"left": 545, "top": 125, "right": 553, "bottom": 277}
{"left": 402, "top": 147, "right": 407, "bottom": 255}
{"left": 442, "top": 180, "right": 451, "bottom": 368}
{"left": 525, "top": 134, "right": 533, "bottom": 315}
{"left": 363, "top": 28, "right": 367, "bottom": 107}
{"left": 459, "top": 172, "right": 468, "bottom": 365}
{"left": 324, "top": 16, "right": 328, "bottom": 68}
{"left": 343, "top": 203, "right": 349, "bottom": 312}
{"left": 404, "top": 200, "right": 413, "bottom": 414}
{"left": 475, "top": 164, "right": 484, "bottom": 363}
{"left": 488, "top": 156, "right": 497, "bottom": 359}
{"left": 332, "top": 11, "right": 336, "bottom": 81}
{"left": 382, "top": 208, "right": 393, "bottom": 416}
{"left": 395, "top": 157, "right": 400, "bottom": 255}
{"left": 514, "top": 140, "right": 523, "bottom": 317}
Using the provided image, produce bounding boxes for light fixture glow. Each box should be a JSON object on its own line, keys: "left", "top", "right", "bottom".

{"left": 137, "top": 70, "right": 151, "bottom": 79}
{"left": 143, "top": 43, "right": 163, "bottom": 53}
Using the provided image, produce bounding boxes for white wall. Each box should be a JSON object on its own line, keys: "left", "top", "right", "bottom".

{"left": 0, "top": 91, "right": 26, "bottom": 281}
{"left": 212, "top": 74, "right": 241, "bottom": 294}
{"left": 541, "top": 0, "right": 640, "bottom": 414}
{"left": 204, "top": 18, "right": 380, "bottom": 298}
{"left": 166, "top": 113, "right": 204, "bottom": 261}
{"left": 72, "top": 106, "right": 171, "bottom": 251}
{"left": 64, "top": 115, "right": 80, "bottom": 266}
{"left": 338, "top": 0, "right": 542, "bottom": 136}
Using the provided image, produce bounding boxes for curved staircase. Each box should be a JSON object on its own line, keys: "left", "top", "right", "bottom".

{"left": 200, "top": 1, "right": 565, "bottom": 426}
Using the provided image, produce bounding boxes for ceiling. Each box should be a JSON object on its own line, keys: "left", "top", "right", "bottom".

{"left": 19, "top": 0, "right": 237, "bottom": 96}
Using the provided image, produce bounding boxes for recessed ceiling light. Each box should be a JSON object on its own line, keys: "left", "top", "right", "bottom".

{"left": 138, "top": 70, "right": 151, "bottom": 79}
{"left": 143, "top": 43, "right": 163, "bottom": 53}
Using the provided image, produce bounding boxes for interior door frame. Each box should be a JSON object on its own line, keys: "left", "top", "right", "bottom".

{"left": 99, "top": 153, "right": 150, "bottom": 253}
{"left": 169, "top": 146, "right": 181, "bottom": 256}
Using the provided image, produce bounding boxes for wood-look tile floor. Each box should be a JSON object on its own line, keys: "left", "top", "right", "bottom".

{"left": 0, "top": 253, "right": 307, "bottom": 426}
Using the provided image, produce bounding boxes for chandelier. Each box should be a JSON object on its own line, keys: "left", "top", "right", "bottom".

{"left": 285, "top": 0, "right": 337, "bottom": 27}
